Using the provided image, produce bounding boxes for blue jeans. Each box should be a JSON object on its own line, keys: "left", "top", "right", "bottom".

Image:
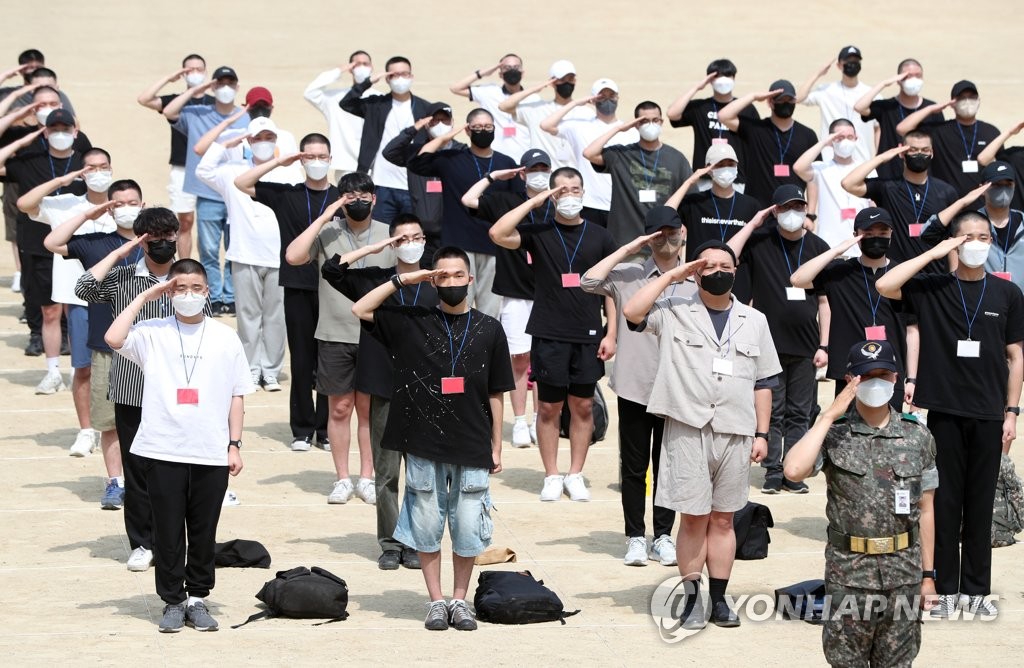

{"left": 196, "top": 197, "right": 233, "bottom": 304}
{"left": 372, "top": 186, "right": 413, "bottom": 226}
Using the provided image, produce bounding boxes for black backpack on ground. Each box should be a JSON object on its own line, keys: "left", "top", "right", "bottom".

{"left": 733, "top": 501, "right": 774, "bottom": 560}
{"left": 473, "top": 570, "right": 580, "bottom": 625}
{"left": 559, "top": 384, "right": 608, "bottom": 444}
{"left": 774, "top": 579, "right": 827, "bottom": 624}
{"left": 215, "top": 539, "right": 271, "bottom": 568}
{"left": 232, "top": 566, "right": 349, "bottom": 628}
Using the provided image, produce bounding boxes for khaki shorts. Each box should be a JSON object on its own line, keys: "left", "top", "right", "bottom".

{"left": 89, "top": 350, "right": 116, "bottom": 432}
{"left": 655, "top": 418, "right": 751, "bottom": 515}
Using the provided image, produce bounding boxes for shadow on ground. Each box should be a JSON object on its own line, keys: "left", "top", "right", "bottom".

{"left": 536, "top": 530, "right": 621, "bottom": 558}
{"left": 348, "top": 588, "right": 426, "bottom": 621}
{"left": 24, "top": 475, "right": 107, "bottom": 502}
{"left": 259, "top": 470, "right": 338, "bottom": 494}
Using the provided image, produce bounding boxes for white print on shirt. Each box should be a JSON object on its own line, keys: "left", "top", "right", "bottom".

{"left": 700, "top": 216, "right": 745, "bottom": 227}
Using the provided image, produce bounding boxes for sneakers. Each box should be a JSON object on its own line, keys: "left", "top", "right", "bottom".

{"left": 354, "top": 477, "right": 376, "bottom": 505}
{"left": 529, "top": 417, "right": 538, "bottom": 444}
{"left": 652, "top": 534, "right": 678, "bottom": 566}
{"left": 185, "top": 600, "right": 219, "bottom": 631}
{"left": 328, "top": 478, "right": 354, "bottom": 504}
{"left": 540, "top": 474, "right": 564, "bottom": 502}
{"left": 761, "top": 477, "right": 782, "bottom": 494}
{"left": 220, "top": 302, "right": 235, "bottom": 316}
{"left": 319, "top": 436, "right": 331, "bottom": 452}
{"left": 158, "top": 603, "right": 186, "bottom": 633}
{"left": 930, "top": 594, "right": 959, "bottom": 618}
{"left": 511, "top": 420, "right": 532, "bottom": 448}
{"left": 222, "top": 490, "right": 240, "bottom": 506}
{"left": 448, "top": 599, "right": 477, "bottom": 631}
{"left": 425, "top": 600, "right": 449, "bottom": 631}
{"left": 966, "top": 595, "right": 998, "bottom": 617}
{"left": 263, "top": 376, "right": 282, "bottom": 392}
{"left": 251, "top": 371, "right": 262, "bottom": 388}
{"left": 100, "top": 480, "right": 124, "bottom": 510}
{"left": 377, "top": 550, "right": 401, "bottom": 570}
{"left": 401, "top": 547, "right": 421, "bottom": 569}
{"left": 782, "top": 479, "right": 809, "bottom": 494}
{"left": 127, "top": 546, "right": 154, "bottom": 572}
{"left": 563, "top": 473, "right": 590, "bottom": 501}
{"left": 34, "top": 370, "right": 65, "bottom": 395}
{"left": 25, "top": 334, "right": 44, "bottom": 356}
{"left": 69, "top": 428, "right": 96, "bottom": 456}
{"left": 624, "top": 536, "right": 649, "bottom": 566}
{"left": 11, "top": 271, "right": 21, "bottom": 293}
{"left": 210, "top": 301, "right": 224, "bottom": 317}
{"left": 290, "top": 435, "right": 313, "bottom": 451}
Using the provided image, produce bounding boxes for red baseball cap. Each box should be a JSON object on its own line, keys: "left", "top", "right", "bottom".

{"left": 245, "top": 86, "right": 273, "bottom": 107}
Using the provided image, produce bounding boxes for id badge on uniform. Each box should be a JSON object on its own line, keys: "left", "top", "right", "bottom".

{"left": 503, "top": 126, "right": 517, "bottom": 137}
{"left": 908, "top": 223, "right": 924, "bottom": 237}
{"left": 785, "top": 286, "right": 805, "bottom": 301}
{"left": 957, "top": 339, "right": 980, "bottom": 357}
{"left": 962, "top": 160, "right": 979, "bottom": 173}
{"left": 895, "top": 489, "right": 911, "bottom": 515}
{"left": 426, "top": 180, "right": 443, "bottom": 193}
{"left": 865, "top": 325, "right": 886, "bottom": 340}
{"left": 177, "top": 388, "right": 199, "bottom": 405}
{"left": 561, "top": 273, "right": 581, "bottom": 288}
{"left": 639, "top": 189, "right": 657, "bottom": 203}
{"left": 712, "top": 357, "right": 734, "bottom": 376}
{"left": 994, "top": 271, "right": 1012, "bottom": 281}
{"left": 441, "top": 377, "right": 465, "bottom": 394}
{"left": 774, "top": 164, "right": 790, "bottom": 177}
{"left": 841, "top": 208, "right": 857, "bottom": 221}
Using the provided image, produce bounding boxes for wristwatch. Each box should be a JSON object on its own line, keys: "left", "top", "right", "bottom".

{"left": 1007, "top": 407, "right": 1020, "bottom": 415}
{"left": 818, "top": 345, "right": 828, "bottom": 352}
{"left": 922, "top": 569, "right": 936, "bottom": 580}
{"left": 754, "top": 432, "right": 769, "bottom": 440}
{"left": 228, "top": 439, "right": 242, "bottom": 449}
{"left": 485, "top": 172, "right": 495, "bottom": 183}
{"left": 905, "top": 378, "right": 917, "bottom": 385}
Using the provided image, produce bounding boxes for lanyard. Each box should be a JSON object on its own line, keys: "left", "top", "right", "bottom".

{"left": 777, "top": 231, "right": 806, "bottom": 274}
{"left": 48, "top": 153, "right": 73, "bottom": 195}
{"left": 712, "top": 100, "right": 724, "bottom": 138}
{"left": 711, "top": 193, "right": 737, "bottom": 241}
{"left": 342, "top": 222, "right": 373, "bottom": 268}
{"left": 528, "top": 200, "right": 552, "bottom": 225}
{"left": 956, "top": 122, "right": 979, "bottom": 160}
{"left": 174, "top": 316, "right": 207, "bottom": 386}
{"left": 553, "top": 220, "right": 587, "bottom": 273}
{"left": 904, "top": 179, "right": 930, "bottom": 223}
{"left": 860, "top": 262, "right": 887, "bottom": 326}
{"left": 305, "top": 187, "right": 329, "bottom": 227}
{"left": 639, "top": 147, "right": 661, "bottom": 189}
{"left": 954, "top": 272, "right": 987, "bottom": 340}
{"left": 440, "top": 310, "right": 472, "bottom": 377}
{"left": 472, "top": 155, "right": 494, "bottom": 181}
{"left": 398, "top": 281, "right": 422, "bottom": 306}
{"left": 773, "top": 126, "right": 794, "bottom": 164}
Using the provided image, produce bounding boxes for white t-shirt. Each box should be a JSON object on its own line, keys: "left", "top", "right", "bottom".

{"left": 371, "top": 98, "right": 414, "bottom": 189}
{"left": 804, "top": 81, "right": 878, "bottom": 163}
{"left": 470, "top": 83, "right": 536, "bottom": 162}
{"left": 303, "top": 68, "right": 383, "bottom": 173}
{"left": 557, "top": 118, "right": 639, "bottom": 210}
{"left": 515, "top": 99, "right": 595, "bottom": 169}
{"left": 34, "top": 193, "right": 116, "bottom": 305}
{"left": 811, "top": 159, "right": 874, "bottom": 257}
{"left": 119, "top": 315, "right": 254, "bottom": 466}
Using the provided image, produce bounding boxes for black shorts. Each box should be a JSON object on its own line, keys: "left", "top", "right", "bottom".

{"left": 529, "top": 336, "right": 604, "bottom": 388}
{"left": 315, "top": 341, "right": 358, "bottom": 396}
{"left": 22, "top": 252, "right": 55, "bottom": 308}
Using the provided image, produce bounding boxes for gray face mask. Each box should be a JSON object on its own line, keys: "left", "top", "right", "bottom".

{"left": 595, "top": 98, "right": 618, "bottom": 116}
{"left": 988, "top": 185, "right": 1014, "bottom": 208}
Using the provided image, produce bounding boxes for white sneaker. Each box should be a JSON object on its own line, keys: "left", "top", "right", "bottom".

{"left": 652, "top": 534, "right": 678, "bottom": 566}
{"left": 540, "top": 475, "right": 564, "bottom": 502}
{"left": 127, "top": 546, "right": 154, "bottom": 572}
{"left": 263, "top": 376, "right": 282, "bottom": 392}
{"left": 563, "top": 473, "right": 590, "bottom": 501}
{"left": 967, "top": 595, "right": 998, "bottom": 617}
{"left": 251, "top": 371, "right": 262, "bottom": 389}
{"left": 222, "top": 490, "right": 240, "bottom": 506}
{"left": 530, "top": 416, "right": 537, "bottom": 444}
{"left": 355, "top": 477, "right": 376, "bottom": 505}
{"left": 35, "top": 370, "right": 66, "bottom": 395}
{"left": 624, "top": 536, "right": 648, "bottom": 566}
{"left": 69, "top": 428, "right": 96, "bottom": 457}
{"left": 512, "top": 420, "right": 531, "bottom": 448}
{"left": 290, "top": 436, "right": 312, "bottom": 451}
{"left": 815, "top": 366, "right": 827, "bottom": 381}
{"left": 328, "top": 478, "right": 354, "bottom": 504}
{"left": 11, "top": 271, "right": 21, "bottom": 293}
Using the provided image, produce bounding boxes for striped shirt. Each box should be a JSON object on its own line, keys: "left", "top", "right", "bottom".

{"left": 74, "top": 257, "right": 213, "bottom": 407}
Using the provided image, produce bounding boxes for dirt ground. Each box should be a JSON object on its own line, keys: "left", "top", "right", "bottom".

{"left": 1, "top": 1, "right": 1022, "bottom": 664}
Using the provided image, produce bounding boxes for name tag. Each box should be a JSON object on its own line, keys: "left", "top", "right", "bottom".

{"left": 561, "top": 272, "right": 581, "bottom": 288}
{"left": 865, "top": 325, "right": 887, "bottom": 340}
{"left": 774, "top": 164, "right": 791, "bottom": 177}
{"left": 503, "top": 126, "right": 517, "bottom": 137}
{"left": 712, "top": 357, "right": 734, "bottom": 376}
{"left": 639, "top": 189, "right": 657, "bottom": 203}
{"left": 895, "top": 489, "right": 911, "bottom": 515}
{"left": 908, "top": 223, "right": 924, "bottom": 238}
{"left": 841, "top": 208, "right": 857, "bottom": 221}
{"left": 177, "top": 388, "right": 199, "bottom": 405}
{"left": 962, "top": 160, "right": 979, "bottom": 173}
{"left": 711, "top": 137, "right": 729, "bottom": 145}
{"left": 441, "top": 377, "right": 465, "bottom": 394}
{"left": 994, "top": 271, "right": 1012, "bottom": 281}
{"left": 785, "top": 286, "right": 805, "bottom": 301}
{"left": 426, "top": 180, "right": 443, "bottom": 193}
{"left": 957, "top": 339, "right": 980, "bottom": 358}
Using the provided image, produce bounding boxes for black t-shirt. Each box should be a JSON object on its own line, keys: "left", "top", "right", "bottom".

{"left": 159, "top": 93, "right": 216, "bottom": 167}
{"left": 678, "top": 190, "right": 762, "bottom": 303}
{"left": 672, "top": 96, "right": 759, "bottom": 182}
{"left": 864, "top": 177, "right": 958, "bottom": 271}
{"left": 736, "top": 117, "right": 818, "bottom": 206}
{"left": 369, "top": 305, "right": 515, "bottom": 468}
{"left": 474, "top": 190, "right": 546, "bottom": 300}
{"left": 321, "top": 259, "right": 439, "bottom": 398}
{"left": 253, "top": 181, "right": 339, "bottom": 291}
{"left": 66, "top": 232, "right": 143, "bottom": 352}
{"left": 519, "top": 220, "right": 616, "bottom": 343}
{"left": 916, "top": 118, "right": 1000, "bottom": 198}
{"left": 902, "top": 272, "right": 1024, "bottom": 419}
{"left": 813, "top": 258, "right": 907, "bottom": 379}
{"left": 862, "top": 98, "right": 943, "bottom": 179}
{"left": 406, "top": 148, "right": 523, "bottom": 254}
{"left": 741, "top": 226, "right": 831, "bottom": 357}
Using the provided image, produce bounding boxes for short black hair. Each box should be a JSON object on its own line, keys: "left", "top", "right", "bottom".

{"left": 18, "top": 49, "right": 44, "bottom": 64}
{"left": 634, "top": 100, "right": 662, "bottom": 117}
{"left": 337, "top": 171, "right": 374, "bottom": 195}
{"left": 349, "top": 50, "right": 370, "bottom": 62}
{"left": 31, "top": 85, "right": 60, "bottom": 100}
{"left": 389, "top": 212, "right": 423, "bottom": 236}
{"left": 694, "top": 239, "right": 738, "bottom": 266}
{"left": 828, "top": 118, "right": 855, "bottom": 133}
{"left": 904, "top": 129, "right": 931, "bottom": 143}
{"left": 897, "top": 58, "right": 922, "bottom": 74}
{"left": 83, "top": 147, "right": 111, "bottom": 164}
{"left": 168, "top": 258, "right": 206, "bottom": 280}
{"left": 466, "top": 108, "right": 493, "bottom": 124}
{"left": 109, "top": 179, "right": 142, "bottom": 200}
{"left": 299, "top": 132, "right": 331, "bottom": 152}
{"left": 549, "top": 166, "right": 583, "bottom": 189}
{"left": 385, "top": 56, "right": 411, "bottom": 71}
{"left": 181, "top": 53, "right": 205, "bottom": 67}
{"left": 133, "top": 207, "right": 179, "bottom": 238}
{"left": 27, "top": 67, "right": 56, "bottom": 82}
{"left": 949, "top": 210, "right": 989, "bottom": 237}
{"left": 432, "top": 245, "right": 471, "bottom": 271}
{"left": 707, "top": 58, "right": 737, "bottom": 78}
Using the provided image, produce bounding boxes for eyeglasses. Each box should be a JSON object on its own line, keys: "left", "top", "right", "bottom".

{"left": 469, "top": 125, "right": 495, "bottom": 132}
{"left": 395, "top": 235, "right": 426, "bottom": 246}
{"left": 171, "top": 286, "right": 207, "bottom": 296}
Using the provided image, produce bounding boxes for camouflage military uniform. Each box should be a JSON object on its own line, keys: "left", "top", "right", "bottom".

{"left": 813, "top": 407, "right": 938, "bottom": 667}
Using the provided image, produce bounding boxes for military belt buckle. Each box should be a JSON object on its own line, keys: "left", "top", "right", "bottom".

{"left": 866, "top": 537, "right": 894, "bottom": 554}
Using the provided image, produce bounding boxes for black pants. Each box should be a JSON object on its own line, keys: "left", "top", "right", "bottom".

{"left": 764, "top": 354, "right": 816, "bottom": 479}
{"left": 283, "top": 288, "right": 328, "bottom": 440}
{"left": 618, "top": 397, "right": 674, "bottom": 538}
{"left": 834, "top": 377, "right": 905, "bottom": 412}
{"left": 21, "top": 251, "right": 52, "bottom": 337}
{"left": 928, "top": 411, "right": 1002, "bottom": 595}
{"left": 114, "top": 403, "right": 151, "bottom": 550}
{"left": 140, "top": 456, "right": 228, "bottom": 604}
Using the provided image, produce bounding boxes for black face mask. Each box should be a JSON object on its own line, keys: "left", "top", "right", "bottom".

{"left": 595, "top": 98, "right": 618, "bottom": 116}
{"left": 501, "top": 69, "right": 522, "bottom": 86}
{"left": 555, "top": 82, "right": 575, "bottom": 99}
{"left": 470, "top": 129, "right": 495, "bottom": 149}
{"left": 859, "top": 236, "right": 890, "bottom": 259}
{"left": 344, "top": 199, "right": 372, "bottom": 221}
{"left": 904, "top": 154, "right": 932, "bottom": 173}
{"left": 773, "top": 102, "right": 795, "bottom": 119}
{"left": 842, "top": 60, "right": 862, "bottom": 77}
{"left": 699, "top": 271, "right": 735, "bottom": 296}
{"left": 147, "top": 239, "right": 177, "bottom": 264}
{"left": 436, "top": 284, "right": 469, "bottom": 307}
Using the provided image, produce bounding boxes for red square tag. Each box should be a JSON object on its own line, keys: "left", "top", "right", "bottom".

{"left": 177, "top": 388, "right": 199, "bottom": 405}
{"left": 441, "top": 376, "right": 465, "bottom": 394}
{"left": 561, "top": 273, "right": 581, "bottom": 288}
{"left": 426, "top": 180, "right": 443, "bottom": 193}
{"left": 908, "top": 223, "right": 923, "bottom": 238}
{"left": 773, "top": 164, "right": 790, "bottom": 177}
{"left": 711, "top": 137, "right": 729, "bottom": 145}
{"left": 526, "top": 251, "right": 532, "bottom": 265}
{"left": 994, "top": 271, "right": 1012, "bottom": 281}
{"left": 865, "top": 325, "right": 887, "bottom": 340}
{"left": 503, "top": 126, "right": 517, "bottom": 137}
{"left": 841, "top": 208, "right": 857, "bottom": 220}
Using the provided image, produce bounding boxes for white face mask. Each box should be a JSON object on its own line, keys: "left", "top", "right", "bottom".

{"left": 185, "top": 72, "right": 205, "bottom": 88}
{"left": 711, "top": 166, "right": 738, "bottom": 187}
{"left": 352, "top": 65, "right": 372, "bottom": 84}
{"left": 526, "top": 171, "right": 551, "bottom": 192}
{"left": 856, "top": 377, "right": 895, "bottom": 407}
{"left": 36, "top": 107, "right": 57, "bottom": 126}
{"left": 958, "top": 240, "right": 991, "bottom": 268}
{"left": 638, "top": 122, "right": 662, "bottom": 142}
{"left": 777, "top": 210, "right": 805, "bottom": 232}
{"left": 47, "top": 131, "right": 74, "bottom": 151}
{"left": 555, "top": 195, "right": 584, "bottom": 219}
{"left": 303, "top": 159, "right": 330, "bottom": 181}
{"left": 428, "top": 122, "right": 451, "bottom": 139}
{"left": 84, "top": 170, "right": 113, "bottom": 193}
{"left": 214, "top": 85, "right": 236, "bottom": 104}
{"left": 171, "top": 292, "right": 206, "bottom": 317}
{"left": 113, "top": 205, "right": 141, "bottom": 229}
{"left": 954, "top": 98, "right": 980, "bottom": 118}
{"left": 832, "top": 138, "right": 856, "bottom": 159}
{"left": 250, "top": 141, "right": 276, "bottom": 162}
{"left": 388, "top": 76, "right": 412, "bottom": 94}
{"left": 900, "top": 77, "right": 923, "bottom": 96}
{"left": 395, "top": 241, "right": 425, "bottom": 265}
{"left": 711, "top": 76, "right": 735, "bottom": 96}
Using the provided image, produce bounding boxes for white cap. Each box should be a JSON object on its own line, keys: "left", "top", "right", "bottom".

{"left": 590, "top": 78, "right": 619, "bottom": 96}
{"left": 247, "top": 117, "right": 278, "bottom": 137}
{"left": 549, "top": 59, "right": 576, "bottom": 80}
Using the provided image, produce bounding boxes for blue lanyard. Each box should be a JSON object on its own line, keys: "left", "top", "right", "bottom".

{"left": 398, "top": 281, "right": 422, "bottom": 306}
{"left": 777, "top": 231, "right": 806, "bottom": 274}
{"left": 954, "top": 272, "right": 987, "bottom": 340}
{"left": 528, "top": 200, "right": 551, "bottom": 225}
{"left": 306, "top": 187, "right": 329, "bottom": 227}
{"left": 711, "top": 193, "right": 737, "bottom": 241}
{"left": 48, "top": 153, "right": 73, "bottom": 194}
{"left": 440, "top": 310, "right": 472, "bottom": 377}
{"left": 553, "top": 220, "right": 587, "bottom": 273}
{"left": 472, "top": 155, "right": 494, "bottom": 181}
{"left": 860, "top": 262, "right": 887, "bottom": 326}
{"left": 956, "top": 122, "right": 979, "bottom": 160}
{"left": 639, "top": 148, "right": 661, "bottom": 189}
{"left": 905, "top": 179, "right": 930, "bottom": 223}
{"left": 773, "top": 127, "right": 794, "bottom": 164}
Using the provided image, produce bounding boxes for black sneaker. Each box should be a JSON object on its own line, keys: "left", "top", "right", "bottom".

{"left": 24, "top": 334, "right": 43, "bottom": 357}
{"left": 710, "top": 600, "right": 741, "bottom": 627}
{"left": 59, "top": 337, "right": 70, "bottom": 356}
{"left": 159, "top": 603, "right": 186, "bottom": 633}
{"left": 377, "top": 550, "right": 401, "bottom": 571}
{"left": 761, "top": 477, "right": 782, "bottom": 494}
{"left": 782, "top": 479, "right": 809, "bottom": 494}
{"left": 401, "top": 547, "right": 422, "bottom": 570}
{"left": 424, "top": 600, "right": 449, "bottom": 631}
{"left": 18, "top": 309, "right": 27, "bottom": 324}
{"left": 221, "top": 302, "right": 235, "bottom": 315}
{"left": 210, "top": 301, "right": 224, "bottom": 317}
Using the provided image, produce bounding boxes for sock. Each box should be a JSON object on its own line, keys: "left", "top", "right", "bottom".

{"left": 681, "top": 578, "right": 700, "bottom": 618}
{"left": 514, "top": 414, "right": 527, "bottom": 423}
{"left": 449, "top": 598, "right": 465, "bottom": 608}
{"left": 115, "top": 476, "right": 125, "bottom": 487}
{"left": 709, "top": 577, "right": 729, "bottom": 607}
{"left": 186, "top": 595, "right": 204, "bottom": 607}
{"left": 46, "top": 357, "right": 59, "bottom": 373}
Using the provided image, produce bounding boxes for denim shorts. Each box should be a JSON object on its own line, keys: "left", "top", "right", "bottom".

{"left": 67, "top": 304, "right": 91, "bottom": 369}
{"left": 393, "top": 453, "right": 493, "bottom": 557}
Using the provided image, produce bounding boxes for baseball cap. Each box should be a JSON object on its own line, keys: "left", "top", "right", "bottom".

{"left": 693, "top": 239, "right": 738, "bottom": 265}
{"left": 769, "top": 79, "right": 796, "bottom": 99}
{"left": 45, "top": 108, "right": 75, "bottom": 128}
{"left": 549, "top": 60, "right": 576, "bottom": 80}
{"left": 644, "top": 206, "right": 682, "bottom": 234}
{"left": 212, "top": 66, "right": 238, "bottom": 81}
{"left": 951, "top": 80, "right": 978, "bottom": 98}
{"left": 847, "top": 340, "right": 898, "bottom": 376}
{"left": 247, "top": 117, "right": 278, "bottom": 137}
{"left": 520, "top": 148, "right": 552, "bottom": 169}
{"left": 854, "top": 207, "right": 893, "bottom": 231}
{"left": 245, "top": 86, "right": 273, "bottom": 107}
{"left": 838, "top": 45, "right": 862, "bottom": 61}
{"left": 590, "top": 78, "right": 618, "bottom": 96}
{"left": 705, "top": 143, "right": 738, "bottom": 167}
{"left": 982, "top": 160, "right": 1015, "bottom": 184}
{"left": 772, "top": 184, "right": 806, "bottom": 207}
{"left": 424, "top": 101, "right": 453, "bottom": 118}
